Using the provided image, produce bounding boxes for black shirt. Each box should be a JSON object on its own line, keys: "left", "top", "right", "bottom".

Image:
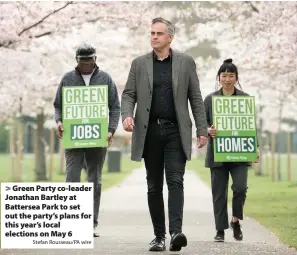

{"left": 149, "top": 51, "right": 177, "bottom": 122}
{"left": 220, "top": 87, "right": 236, "bottom": 95}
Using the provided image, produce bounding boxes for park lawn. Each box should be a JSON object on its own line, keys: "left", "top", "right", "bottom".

{"left": 0, "top": 154, "right": 142, "bottom": 191}
{"left": 187, "top": 158, "right": 297, "bottom": 250}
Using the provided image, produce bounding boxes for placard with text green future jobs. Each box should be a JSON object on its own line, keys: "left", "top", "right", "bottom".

{"left": 212, "top": 96, "right": 257, "bottom": 162}
{"left": 62, "top": 85, "right": 108, "bottom": 149}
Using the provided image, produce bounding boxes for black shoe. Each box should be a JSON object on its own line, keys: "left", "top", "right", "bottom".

{"left": 93, "top": 227, "right": 100, "bottom": 237}
{"left": 230, "top": 221, "right": 243, "bottom": 241}
{"left": 169, "top": 232, "right": 187, "bottom": 252}
{"left": 214, "top": 230, "right": 224, "bottom": 242}
{"left": 149, "top": 237, "right": 166, "bottom": 252}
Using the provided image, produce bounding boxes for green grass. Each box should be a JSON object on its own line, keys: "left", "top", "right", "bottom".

{"left": 0, "top": 154, "right": 142, "bottom": 191}
{"left": 187, "top": 158, "right": 297, "bottom": 250}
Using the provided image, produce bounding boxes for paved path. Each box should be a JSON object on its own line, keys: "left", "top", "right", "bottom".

{"left": 2, "top": 167, "right": 297, "bottom": 255}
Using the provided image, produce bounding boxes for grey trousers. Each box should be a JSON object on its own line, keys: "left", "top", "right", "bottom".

{"left": 210, "top": 163, "right": 248, "bottom": 231}
{"left": 65, "top": 147, "right": 107, "bottom": 228}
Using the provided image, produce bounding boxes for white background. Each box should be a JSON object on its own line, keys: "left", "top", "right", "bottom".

{"left": 1, "top": 183, "right": 93, "bottom": 249}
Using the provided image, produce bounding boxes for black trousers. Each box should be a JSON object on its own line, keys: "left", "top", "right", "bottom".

{"left": 210, "top": 163, "right": 248, "bottom": 231}
{"left": 65, "top": 147, "right": 107, "bottom": 228}
{"left": 143, "top": 121, "right": 187, "bottom": 238}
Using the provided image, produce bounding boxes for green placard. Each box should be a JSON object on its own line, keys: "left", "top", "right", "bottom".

{"left": 62, "top": 85, "right": 108, "bottom": 149}
{"left": 212, "top": 96, "right": 257, "bottom": 162}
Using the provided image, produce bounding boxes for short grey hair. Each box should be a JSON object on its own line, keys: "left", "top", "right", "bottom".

{"left": 152, "top": 17, "right": 175, "bottom": 35}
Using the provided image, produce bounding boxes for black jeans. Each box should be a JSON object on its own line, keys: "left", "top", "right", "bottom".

{"left": 210, "top": 163, "right": 248, "bottom": 231}
{"left": 143, "top": 121, "right": 187, "bottom": 238}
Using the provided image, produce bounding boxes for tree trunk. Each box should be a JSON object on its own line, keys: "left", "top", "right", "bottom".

{"left": 271, "top": 133, "right": 275, "bottom": 182}
{"left": 287, "top": 132, "right": 291, "bottom": 181}
{"left": 48, "top": 128, "right": 55, "bottom": 181}
{"left": 35, "top": 111, "right": 47, "bottom": 181}
{"left": 9, "top": 124, "right": 16, "bottom": 181}
{"left": 264, "top": 135, "right": 270, "bottom": 176}
{"left": 255, "top": 102, "right": 264, "bottom": 176}
{"left": 276, "top": 104, "right": 283, "bottom": 182}
{"left": 34, "top": 127, "right": 38, "bottom": 173}
{"left": 16, "top": 116, "right": 23, "bottom": 182}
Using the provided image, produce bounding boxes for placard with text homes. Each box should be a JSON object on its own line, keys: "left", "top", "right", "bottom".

{"left": 62, "top": 85, "right": 108, "bottom": 149}
{"left": 212, "top": 96, "right": 257, "bottom": 162}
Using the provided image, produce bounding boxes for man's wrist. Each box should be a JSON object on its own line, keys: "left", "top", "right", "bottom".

{"left": 196, "top": 130, "right": 208, "bottom": 138}
{"left": 122, "top": 116, "right": 133, "bottom": 122}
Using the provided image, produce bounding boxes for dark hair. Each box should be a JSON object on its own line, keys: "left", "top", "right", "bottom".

{"left": 76, "top": 43, "right": 96, "bottom": 58}
{"left": 215, "top": 58, "right": 243, "bottom": 91}
{"left": 217, "top": 58, "right": 238, "bottom": 80}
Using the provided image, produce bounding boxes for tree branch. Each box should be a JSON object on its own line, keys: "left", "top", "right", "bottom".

{"left": 34, "top": 31, "right": 52, "bottom": 38}
{"left": 18, "top": 1, "right": 73, "bottom": 36}
{"left": 245, "top": 1, "right": 259, "bottom": 13}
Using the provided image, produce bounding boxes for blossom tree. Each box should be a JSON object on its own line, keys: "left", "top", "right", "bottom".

{"left": 2, "top": 1, "right": 295, "bottom": 180}
{"left": 0, "top": 1, "right": 161, "bottom": 48}
{"left": 0, "top": 1, "right": 162, "bottom": 180}
{"left": 196, "top": 1, "right": 297, "bottom": 177}
{"left": 215, "top": 1, "right": 297, "bottom": 122}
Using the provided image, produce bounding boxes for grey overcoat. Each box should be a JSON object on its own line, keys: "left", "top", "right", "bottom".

{"left": 121, "top": 50, "right": 208, "bottom": 162}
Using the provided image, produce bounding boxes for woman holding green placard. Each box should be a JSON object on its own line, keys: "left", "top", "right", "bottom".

{"left": 203, "top": 58, "right": 259, "bottom": 242}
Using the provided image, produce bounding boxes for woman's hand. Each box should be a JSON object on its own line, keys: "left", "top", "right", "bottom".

{"left": 207, "top": 125, "right": 217, "bottom": 138}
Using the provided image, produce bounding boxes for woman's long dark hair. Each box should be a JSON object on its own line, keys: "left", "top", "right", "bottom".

{"left": 215, "top": 58, "right": 243, "bottom": 91}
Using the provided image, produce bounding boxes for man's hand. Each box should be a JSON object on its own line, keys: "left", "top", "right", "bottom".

{"left": 123, "top": 117, "right": 134, "bottom": 132}
{"left": 197, "top": 136, "right": 207, "bottom": 149}
{"left": 56, "top": 121, "right": 63, "bottom": 139}
{"left": 254, "top": 148, "right": 260, "bottom": 163}
{"left": 207, "top": 125, "right": 217, "bottom": 138}
{"left": 106, "top": 132, "right": 113, "bottom": 147}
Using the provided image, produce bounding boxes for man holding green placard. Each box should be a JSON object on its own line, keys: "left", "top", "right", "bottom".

{"left": 204, "top": 59, "right": 259, "bottom": 243}
{"left": 53, "top": 43, "right": 120, "bottom": 237}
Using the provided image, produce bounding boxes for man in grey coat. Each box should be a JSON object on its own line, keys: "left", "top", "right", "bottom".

{"left": 121, "top": 17, "right": 208, "bottom": 252}
{"left": 53, "top": 43, "right": 120, "bottom": 237}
